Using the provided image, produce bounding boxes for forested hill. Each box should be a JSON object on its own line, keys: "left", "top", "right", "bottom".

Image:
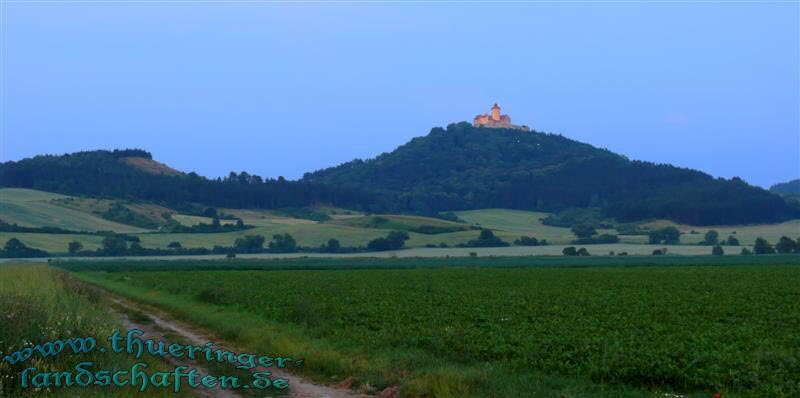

{"left": 771, "top": 179, "right": 800, "bottom": 195}
{"left": 0, "top": 149, "right": 372, "bottom": 210}
{"left": 304, "top": 122, "right": 799, "bottom": 225}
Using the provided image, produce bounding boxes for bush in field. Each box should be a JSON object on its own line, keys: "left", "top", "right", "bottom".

{"left": 0, "top": 238, "right": 50, "bottom": 258}
{"left": 572, "top": 233, "right": 619, "bottom": 244}
{"left": 700, "top": 230, "right": 719, "bottom": 245}
{"left": 465, "top": 230, "right": 509, "bottom": 247}
{"left": 235, "top": 234, "right": 266, "bottom": 253}
{"left": 726, "top": 235, "right": 740, "bottom": 246}
{"left": 367, "top": 231, "right": 410, "bottom": 251}
{"left": 571, "top": 224, "right": 598, "bottom": 239}
{"left": 267, "top": 233, "right": 297, "bottom": 253}
{"left": 740, "top": 247, "right": 752, "bottom": 255}
{"left": 753, "top": 237, "right": 775, "bottom": 254}
{"left": 648, "top": 227, "right": 680, "bottom": 244}
{"left": 775, "top": 236, "right": 798, "bottom": 254}
{"left": 562, "top": 246, "right": 578, "bottom": 256}
{"left": 712, "top": 245, "right": 724, "bottom": 255}
{"left": 514, "top": 236, "right": 540, "bottom": 246}
{"left": 68, "top": 240, "right": 83, "bottom": 254}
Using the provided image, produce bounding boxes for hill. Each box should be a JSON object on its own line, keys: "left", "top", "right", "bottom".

{"left": 0, "top": 149, "right": 372, "bottom": 210}
{"left": 304, "top": 122, "right": 799, "bottom": 225}
{"left": 771, "top": 179, "right": 800, "bottom": 195}
{"left": 0, "top": 188, "right": 148, "bottom": 233}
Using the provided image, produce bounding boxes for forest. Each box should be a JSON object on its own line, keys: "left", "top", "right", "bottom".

{"left": 2, "top": 125, "right": 798, "bottom": 226}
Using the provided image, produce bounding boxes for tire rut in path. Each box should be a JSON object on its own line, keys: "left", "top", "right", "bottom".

{"left": 107, "top": 295, "right": 369, "bottom": 398}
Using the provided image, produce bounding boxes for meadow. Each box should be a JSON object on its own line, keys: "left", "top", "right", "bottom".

{"left": 71, "top": 257, "right": 800, "bottom": 397}
{"left": 1, "top": 188, "right": 797, "bottom": 257}
{"left": 0, "top": 264, "right": 188, "bottom": 397}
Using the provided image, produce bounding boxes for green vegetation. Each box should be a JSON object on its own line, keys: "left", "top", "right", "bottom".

{"left": 72, "top": 259, "right": 800, "bottom": 397}
{"left": 304, "top": 122, "right": 799, "bottom": 225}
{"left": 0, "top": 188, "right": 146, "bottom": 233}
{"left": 334, "top": 215, "right": 470, "bottom": 235}
{"left": 0, "top": 265, "right": 183, "bottom": 397}
{"left": 0, "top": 150, "right": 366, "bottom": 211}
{"left": 648, "top": 227, "right": 681, "bottom": 244}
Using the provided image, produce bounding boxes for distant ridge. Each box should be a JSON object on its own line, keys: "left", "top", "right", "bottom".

{"left": 303, "top": 122, "right": 799, "bottom": 225}
{"left": 1, "top": 125, "right": 797, "bottom": 226}
{"left": 770, "top": 179, "right": 800, "bottom": 195}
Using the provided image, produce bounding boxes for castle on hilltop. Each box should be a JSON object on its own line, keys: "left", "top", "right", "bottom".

{"left": 473, "top": 103, "right": 530, "bottom": 131}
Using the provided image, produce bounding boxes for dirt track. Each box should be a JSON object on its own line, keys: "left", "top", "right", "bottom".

{"left": 105, "top": 294, "right": 368, "bottom": 398}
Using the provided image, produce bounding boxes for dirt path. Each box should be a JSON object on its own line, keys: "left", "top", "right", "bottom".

{"left": 105, "top": 294, "right": 371, "bottom": 398}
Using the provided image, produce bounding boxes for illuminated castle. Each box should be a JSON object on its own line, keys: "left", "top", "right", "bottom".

{"left": 473, "top": 103, "right": 530, "bottom": 131}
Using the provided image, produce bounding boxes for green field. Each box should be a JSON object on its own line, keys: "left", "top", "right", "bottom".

{"left": 0, "top": 188, "right": 146, "bottom": 233}
{"left": 2, "top": 189, "right": 798, "bottom": 256}
{"left": 72, "top": 258, "right": 800, "bottom": 397}
{"left": 0, "top": 264, "right": 185, "bottom": 397}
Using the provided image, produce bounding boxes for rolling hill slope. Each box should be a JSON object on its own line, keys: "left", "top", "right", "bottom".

{"left": 304, "top": 122, "right": 799, "bottom": 225}
{"left": 0, "top": 188, "right": 147, "bottom": 233}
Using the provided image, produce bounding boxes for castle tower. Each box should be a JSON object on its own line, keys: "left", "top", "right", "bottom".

{"left": 491, "top": 103, "right": 501, "bottom": 121}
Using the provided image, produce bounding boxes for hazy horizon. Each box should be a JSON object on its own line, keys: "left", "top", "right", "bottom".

{"left": 2, "top": 2, "right": 798, "bottom": 189}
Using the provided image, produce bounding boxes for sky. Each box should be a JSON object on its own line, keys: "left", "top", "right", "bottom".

{"left": 1, "top": 1, "right": 798, "bottom": 189}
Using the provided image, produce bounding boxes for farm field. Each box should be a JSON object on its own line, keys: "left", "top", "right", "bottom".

{"left": 1, "top": 188, "right": 798, "bottom": 256}
{"left": 72, "top": 259, "right": 800, "bottom": 397}
{"left": 0, "top": 264, "right": 187, "bottom": 397}
{"left": 642, "top": 219, "right": 800, "bottom": 245}
{"left": 0, "top": 188, "right": 147, "bottom": 233}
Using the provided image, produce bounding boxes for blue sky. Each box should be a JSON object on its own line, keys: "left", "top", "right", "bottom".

{"left": 2, "top": 1, "right": 798, "bottom": 188}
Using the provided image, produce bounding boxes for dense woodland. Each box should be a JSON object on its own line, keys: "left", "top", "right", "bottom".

{"left": 305, "top": 122, "right": 799, "bottom": 225}
{"left": 2, "top": 126, "right": 798, "bottom": 226}
{"left": 771, "top": 178, "right": 800, "bottom": 195}
{"left": 0, "top": 149, "right": 372, "bottom": 210}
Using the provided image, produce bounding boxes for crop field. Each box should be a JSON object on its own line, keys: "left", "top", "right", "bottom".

{"left": 643, "top": 219, "right": 800, "bottom": 246}
{"left": 0, "top": 188, "right": 146, "bottom": 233}
{"left": 454, "top": 208, "right": 618, "bottom": 242}
{"left": 0, "top": 264, "right": 185, "bottom": 397}
{"left": 73, "top": 259, "right": 800, "bottom": 397}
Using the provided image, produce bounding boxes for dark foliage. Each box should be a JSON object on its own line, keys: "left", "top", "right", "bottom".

{"left": 753, "top": 238, "right": 775, "bottom": 254}
{"left": 775, "top": 236, "right": 798, "bottom": 254}
{"left": 770, "top": 179, "right": 800, "bottom": 195}
{"left": 304, "top": 123, "right": 799, "bottom": 225}
{"left": 267, "top": 233, "right": 298, "bottom": 253}
{"left": 571, "top": 234, "right": 620, "bottom": 245}
{"left": 0, "top": 238, "right": 50, "bottom": 258}
{"left": 513, "top": 236, "right": 541, "bottom": 246}
{"left": 0, "top": 149, "right": 372, "bottom": 211}
{"left": 0, "top": 219, "right": 92, "bottom": 235}
{"left": 463, "top": 229, "right": 510, "bottom": 248}
{"left": 366, "top": 231, "right": 410, "bottom": 251}
{"left": 648, "top": 227, "right": 681, "bottom": 244}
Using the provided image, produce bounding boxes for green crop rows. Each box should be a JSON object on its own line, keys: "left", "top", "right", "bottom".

{"left": 80, "top": 264, "right": 800, "bottom": 396}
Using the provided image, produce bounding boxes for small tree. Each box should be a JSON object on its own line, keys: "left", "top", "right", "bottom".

{"left": 267, "top": 233, "right": 296, "bottom": 253}
{"left": 726, "top": 235, "right": 739, "bottom": 246}
{"left": 562, "top": 246, "right": 578, "bottom": 256}
{"left": 68, "top": 241, "right": 83, "bottom": 254}
{"left": 235, "top": 234, "right": 266, "bottom": 253}
{"left": 753, "top": 237, "right": 775, "bottom": 254}
{"left": 326, "top": 238, "right": 341, "bottom": 253}
{"left": 571, "top": 224, "right": 597, "bottom": 239}
{"left": 101, "top": 236, "right": 128, "bottom": 256}
{"left": 702, "top": 230, "right": 719, "bottom": 245}
{"left": 775, "top": 236, "right": 797, "bottom": 254}
{"left": 712, "top": 245, "right": 724, "bottom": 256}
{"left": 740, "top": 247, "right": 752, "bottom": 255}
{"left": 167, "top": 241, "right": 182, "bottom": 249}
{"left": 576, "top": 247, "right": 590, "bottom": 256}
